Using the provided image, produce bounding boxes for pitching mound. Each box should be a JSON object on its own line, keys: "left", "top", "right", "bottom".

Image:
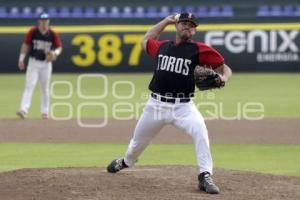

{"left": 0, "top": 166, "right": 299, "bottom": 200}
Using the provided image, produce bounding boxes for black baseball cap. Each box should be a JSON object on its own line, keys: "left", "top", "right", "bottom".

{"left": 38, "top": 12, "right": 50, "bottom": 20}
{"left": 177, "top": 12, "right": 198, "bottom": 27}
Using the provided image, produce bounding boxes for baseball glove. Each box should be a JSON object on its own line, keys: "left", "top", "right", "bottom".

{"left": 45, "top": 51, "right": 57, "bottom": 62}
{"left": 194, "top": 65, "right": 225, "bottom": 91}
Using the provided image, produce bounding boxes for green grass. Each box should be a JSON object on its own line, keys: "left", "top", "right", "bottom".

{"left": 0, "top": 143, "right": 299, "bottom": 176}
{"left": 1, "top": 74, "right": 299, "bottom": 177}
{"left": 1, "top": 73, "right": 300, "bottom": 119}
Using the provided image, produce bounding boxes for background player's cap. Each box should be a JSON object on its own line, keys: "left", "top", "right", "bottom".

{"left": 176, "top": 13, "right": 198, "bottom": 27}
{"left": 38, "top": 12, "right": 50, "bottom": 20}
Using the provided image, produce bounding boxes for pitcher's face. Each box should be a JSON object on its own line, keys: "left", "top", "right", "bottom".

{"left": 176, "top": 21, "right": 196, "bottom": 40}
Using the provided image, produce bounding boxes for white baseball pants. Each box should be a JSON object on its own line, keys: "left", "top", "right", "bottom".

{"left": 19, "top": 58, "right": 52, "bottom": 114}
{"left": 124, "top": 95, "right": 213, "bottom": 174}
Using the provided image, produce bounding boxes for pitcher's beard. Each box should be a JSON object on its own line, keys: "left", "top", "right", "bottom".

{"left": 180, "top": 34, "right": 191, "bottom": 42}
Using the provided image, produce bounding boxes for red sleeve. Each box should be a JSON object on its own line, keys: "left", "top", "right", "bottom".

{"left": 51, "top": 29, "right": 62, "bottom": 48}
{"left": 146, "top": 38, "right": 168, "bottom": 59}
{"left": 197, "top": 42, "right": 224, "bottom": 69}
{"left": 24, "top": 27, "right": 36, "bottom": 45}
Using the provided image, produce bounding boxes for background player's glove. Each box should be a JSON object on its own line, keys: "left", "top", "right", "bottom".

{"left": 45, "top": 51, "right": 57, "bottom": 62}
{"left": 194, "top": 65, "right": 225, "bottom": 91}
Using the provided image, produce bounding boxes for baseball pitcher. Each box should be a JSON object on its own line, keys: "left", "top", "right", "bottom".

{"left": 107, "top": 13, "right": 232, "bottom": 194}
{"left": 17, "top": 12, "right": 62, "bottom": 119}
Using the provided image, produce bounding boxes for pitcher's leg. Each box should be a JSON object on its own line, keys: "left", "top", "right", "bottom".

{"left": 19, "top": 64, "right": 39, "bottom": 113}
{"left": 124, "top": 101, "right": 165, "bottom": 167}
{"left": 192, "top": 118, "right": 213, "bottom": 174}
{"left": 172, "top": 103, "right": 213, "bottom": 174}
{"left": 39, "top": 64, "right": 52, "bottom": 114}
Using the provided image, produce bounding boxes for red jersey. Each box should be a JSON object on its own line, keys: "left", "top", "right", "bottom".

{"left": 146, "top": 38, "right": 224, "bottom": 97}
{"left": 24, "top": 26, "right": 62, "bottom": 61}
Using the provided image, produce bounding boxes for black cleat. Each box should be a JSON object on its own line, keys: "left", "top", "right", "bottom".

{"left": 16, "top": 110, "right": 27, "bottom": 119}
{"left": 107, "top": 158, "right": 128, "bottom": 173}
{"left": 198, "top": 172, "right": 220, "bottom": 194}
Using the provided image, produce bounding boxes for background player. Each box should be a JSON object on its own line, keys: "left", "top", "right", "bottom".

{"left": 17, "top": 12, "right": 62, "bottom": 119}
{"left": 107, "top": 13, "right": 232, "bottom": 194}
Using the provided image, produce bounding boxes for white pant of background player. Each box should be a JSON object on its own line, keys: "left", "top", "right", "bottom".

{"left": 124, "top": 95, "right": 213, "bottom": 174}
{"left": 19, "top": 57, "right": 52, "bottom": 115}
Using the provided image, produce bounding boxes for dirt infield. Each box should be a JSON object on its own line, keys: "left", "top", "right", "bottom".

{"left": 0, "top": 119, "right": 299, "bottom": 144}
{"left": 0, "top": 118, "right": 299, "bottom": 199}
{"left": 1, "top": 166, "right": 299, "bottom": 200}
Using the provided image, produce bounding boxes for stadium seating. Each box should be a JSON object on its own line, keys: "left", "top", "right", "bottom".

{"left": 0, "top": 7, "right": 7, "bottom": 18}
{"left": 134, "top": 6, "right": 145, "bottom": 18}
{"left": 1, "top": 4, "right": 299, "bottom": 19}
{"left": 257, "top": 5, "right": 300, "bottom": 17}
{"left": 0, "top": 5, "right": 235, "bottom": 19}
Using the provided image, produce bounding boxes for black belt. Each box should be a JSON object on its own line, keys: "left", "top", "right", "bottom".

{"left": 29, "top": 57, "right": 46, "bottom": 62}
{"left": 151, "top": 93, "right": 190, "bottom": 103}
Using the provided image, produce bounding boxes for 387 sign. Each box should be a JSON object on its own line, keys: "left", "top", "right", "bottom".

{"left": 1, "top": 24, "right": 299, "bottom": 73}
{"left": 71, "top": 34, "right": 144, "bottom": 68}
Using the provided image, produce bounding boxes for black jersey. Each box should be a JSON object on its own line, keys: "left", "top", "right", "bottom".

{"left": 146, "top": 39, "right": 224, "bottom": 98}
{"left": 24, "top": 26, "right": 62, "bottom": 61}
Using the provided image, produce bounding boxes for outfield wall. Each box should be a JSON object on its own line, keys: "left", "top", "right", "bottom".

{"left": 0, "top": 23, "right": 299, "bottom": 73}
